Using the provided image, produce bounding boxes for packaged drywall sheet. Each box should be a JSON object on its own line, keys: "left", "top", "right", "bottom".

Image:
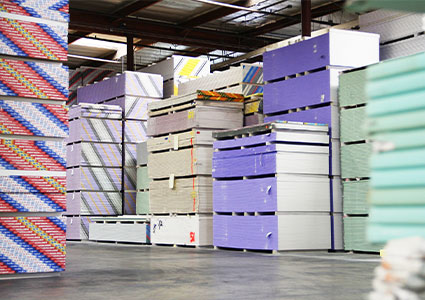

{"left": 344, "top": 216, "right": 382, "bottom": 252}
{"left": 264, "top": 105, "right": 340, "bottom": 138}
{"left": 338, "top": 68, "right": 367, "bottom": 107}
{"left": 66, "top": 216, "right": 92, "bottom": 240}
{"left": 343, "top": 180, "right": 370, "bottom": 215}
{"left": 332, "top": 212, "right": 344, "bottom": 250}
{"left": 89, "top": 218, "right": 150, "bottom": 243}
{"left": 177, "top": 63, "right": 262, "bottom": 96}
{"left": 213, "top": 174, "right": 330, "bottom": 213}
{"left": 371, "top": 167, "right": 425, "bottom": 189}
{"left": 340, "top": 106, "right": 367, "bottom": 143}
{"left": 332, "top": 177, "right": 343, "bottom": 213}
{"left": 124, "top": 191, "right": 136, "bottom": 215}
{"left": 0, "top": 139, "right": 66, "bottom": 172}
{"left": 0, "top": 99, "right": 68, "bottom": 138}
{"left": 0, "top": 0, "right": 70, "bottom": 23}
{"left": 124, "top": 143, "right": 137, "bottom": 167}
{"left": 149, "top": 176, "right": 213, "bottom": 214}
{"left": 0, "top": 216, "right": 66, "bottom": 274}
{"left": 136, "top": 141, "right": 148, "bottom": 166}
{"left": 367, "top": 128, "right": 425, "bottom": 152}
{"left": 136, "top": 166, "right": 149, "bottom": 190}
{"left": 218, "top": 83, "right": 264, "bottom": 96}
{"left": 0, "top": 58, "right": 68, "bottom": 101}
{"left": 263, "top": 29, "right": 379, "bottom": 81}
{"left": 244, "top": 93, "right": 263, "bottom": 114}
{"left": 244, "top": 113, "right": 264, "bottom": 126}
{"left": 371, "top": 147, "right": 425, "bottom": 172}
{"left": 77, "top": 71, "right": 163, "bottom": 103}
{"left": 68, "top": 103, "right": 122, "bottom": 120}
{"left": 66, "top": 142, "right": 122, "bottom": 168}
{"left": 67, "top": 90, "right": 77, "bottom": 107}
{"left": 213, "top": 214, "right": 331, "bottom": 251}
{"left": 147, "top": 129, "right": 214, "bottom": 152}
{"left": 124, "top": 120, "right": 147, "bottom": 143}
{"left": 106, "top": 96, "right": 157, "bottom": 121}
{"left": 0, "top": 174, "right": 66, "bottom": 193}
{"left": 341, "top": 142, "right": 372, "bottom": 179}
{"left": 66, "top": 191, "right": 122, "bottom": 215}
{"left": 359, "top": 10, "right": 425, "bottom": 43}
{"left": 136, "top": 191, "right": 149, "bottom": 215}
{"left": 150, "top": 215, "right": 213, "bottom": 246}
{"left": 0, "top": 17, "right": 67, "bottom": 61}
{"left": 148, "top": 146, "right": 214, "bottom": 179}
{"left": 380, "top": 34, "right": 425, "bottom": 61}
{"left": 66, "top": 167, "right": 122, "bottom": 192}
{"left": 68, "top": 118, "right": 122, "bottom": 144}
{"left": 263, "top": 68, "right": 342, "bottom": 115}
{"left": 69, "top": 68, "right": 117, "bottom": 92}
{"left": 370, "top": 187, "right": 425, "bottom": 206}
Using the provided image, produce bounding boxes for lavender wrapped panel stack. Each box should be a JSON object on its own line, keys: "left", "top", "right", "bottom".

{"left": 212, "top": 121, "right": 341, "bottom": 251}
{"left": 148, "top": 91, "right": 243, "bottom": 246}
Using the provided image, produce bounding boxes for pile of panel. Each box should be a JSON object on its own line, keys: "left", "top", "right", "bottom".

{"left": 213, "top": 122, "right": 335, "bottom": 251}
{"left": 359, "top": 10, "right": 425, "bottom": 61}
{"left": 76, "top": 71, "right": 163, "bottom": 214}
{"left": 262, "top": 29, "right": 380, "bottom": 250}
{"left": 366, "top": 52, "right": 425, "bottom": 243}
{"left": 65, "top": 103, "right": 123, "bottom": 240}
{"left": 141, "top": 55, "right": 210, "bottom": 98}
{"left": 243, "top": 93, "right": 264, "bottom": 126}
{"left": 178, "top": 63, "right": 263, "bottom": 97}
{"left": 0, "top": 0, "right": 69, "bottom": 276}
{"left": 147, "top": 91, "right": 243, "bottom": 246}
{"left": 136, "top": 142, "right": 150, "bottom": 215}
{"left": 339, "top": 68, "right": 382, "bottom": 252}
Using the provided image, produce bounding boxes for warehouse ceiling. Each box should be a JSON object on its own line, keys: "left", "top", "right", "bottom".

{"left": 68, "top": 0, "right": 353, "bottom": 71}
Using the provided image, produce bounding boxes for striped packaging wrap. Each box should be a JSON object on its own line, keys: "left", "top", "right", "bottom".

{"left": 0, "top": 99, "right": 68, "bottom": 138}
{"left": 0, "top": 175, "right": 65, "bottom": 212}
{"left": 66, "top": 142, "right": 122, "bottom": 168}
{"left": 66, "top": 191, "right": 122, "bottom": 215}
{"left": 67, "top": 90, "right": 76, "bottom": 107}
{"left": 196, "top": 90, "right": 244, "bottom": 102}
{"left": 124, "top": 143, "right": 137, "bottom": 167}
{"left": 68, "top": 118, "right": 122, "bottom": 144}
{"left": 124, "top": 120, "right": 147, "bottom": 143}
{"left": 76, "top": 71, "right": 163, "bottom": 103}
{"left": 124, "top": 167, "right": 136, "bottom": 191}
{"left": 66, "top": 167, "right": 122, "bottom": 192}
{"left": 68, "top": 103, "right": 122, "bottom": 120}
{"left": 106, "top": 96, "right": 157, "bottom": 121}
{"left": 0, "top": 0, "right": 69, "bottom": 23}
{"left": 0, "top": 17, "right": 68, "bottom": 61}
{"left": 173, "top": 56, "right": 210, "bottom": 81}
{"left": 0, "top": 58, "right": 68, "bottom": 100}
{"left": 0, "top": 216, "right": 66, "bottom": 274}
{"left": 66, "top": 216, "right": 92, "bottom": 240}
{"left": 0, "top": 139, "right": 66, "bottom": 171}
{"left": 124, "top": 191, "right": 136, "bottom": 215}
{"left": 69, "top": 68, "right": 117, "bottom": 91}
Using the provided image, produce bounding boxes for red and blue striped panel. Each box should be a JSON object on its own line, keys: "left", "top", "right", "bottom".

{"left": 0, "top": 139, "right": 66, "bottom": 171}
{"left": 0, "top": 175, "right": 66, "bottom": 194}
{"left": 0, "top": 216, "right": 66, "bottom": 274}
{"left": 0, "top": 17, "right": 67, "bottom": 61}
{"left": 0, "top": 100, "right": 68, "bottom": 138}
{"left": 0, "top": 58, "right": 68, "bottom": 101}
{"left": 0, "top": 0, "right": 69, "bottom": 23}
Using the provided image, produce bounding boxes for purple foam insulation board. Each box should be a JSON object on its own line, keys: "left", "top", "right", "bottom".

{"left": 66, "top": 167, "right": 122, "bottom": 192}
{"left": 106, "top": 96, "right": 157, "bottom": 121}
{"left": 0, "top": 100, "right": 69, "bottom": 138}
{"left": 77, "top": 71, "right": 163, "bottom": 103}
{"left": 244, "top": 114, "right": 264, "bottom": 126}
{"left": 214, "top": 215, "right": 278, "bottom": 250}
{"left": 124, "top": 120, "right": 148, "bottom": 143}
{"left": 263, "top": 69, "right": 340, "bottom": 114}
{"left": 125, "top": 143, "right": 137, "bottom": 167}
{"left": 124, "top": 191, "right": 137, "bottom": 215}
{"left": 124, "top": 167, "right": 136, "bottom": 191}
{"left": 66, "top": 142, "right": 122, "bottom": 168}
{"left": 263, "top": 30, "right": 379, "bottom": 81}
{"left": 68, "top": 119, "right": 122, "bottom": 144}
{"left": 69, "top": 103, "right": 122, "bottom": 120}
{"left": 66, "top": 192, "right": 122, "bottom": 215}
{"left": 0, "top": 0, "right": 70, "bottom": 23}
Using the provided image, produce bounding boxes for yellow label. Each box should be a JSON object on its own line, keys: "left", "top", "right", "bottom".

{"left": 191, "top": 191, "right": 197, "bottom": 198}
{"left": 188, "top": 111, "right": 195, "bottom": 119}
{"left": 380, "top": 249, "right": 385, "bottom": 257}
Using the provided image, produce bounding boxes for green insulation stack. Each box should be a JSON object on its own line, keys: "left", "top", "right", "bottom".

{"left": 339, "top": 67, "right": 378, "bottom": 252}
{"left": 366, "top": 52, "right": 425, "bottom": 243}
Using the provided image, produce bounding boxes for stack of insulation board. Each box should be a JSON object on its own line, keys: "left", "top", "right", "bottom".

{"left": 263, "top": 29, "right": 380, "bottom": 250}
{"left": 212, "top": 122, "right": 338, "bottom": 251}
{"left": 76, "top": 71, "right": 163, "bottom": 215}
{"left": 366, "top": 52, "right": 425, "bottom": 243}
{"left": 147, "top": 91, "right": 244, "bottom": 246}
{"left": 141, "top": 55, "right": 210, "bottom": 98}
{"left": 0, "top": 0, "right": 69, "bottom": 277}
{"left": 65, "top": 104, "right": 123, "bottom": 240}
{"left": 359, "top": 10, "right": 425, "bottom": 61}
{"left": 136, "top": 142, "right": 150, "bottom": 214}
{"left": 244, "top": 93, "right": 264, "bottom": 126}
{"left": 339, "top": 68, "right": 382, "bottom": 252}
{"left": 178, "top": 63, "right": 263, "bottom": 97}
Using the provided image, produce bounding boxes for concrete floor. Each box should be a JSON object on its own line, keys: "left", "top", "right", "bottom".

{"left": 0, "top": 242, "right": 380, "bottom": 300}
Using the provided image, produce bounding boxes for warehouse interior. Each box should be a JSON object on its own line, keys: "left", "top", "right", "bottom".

{"left": 0, "top": 0, "right": 425, "bottom": 299}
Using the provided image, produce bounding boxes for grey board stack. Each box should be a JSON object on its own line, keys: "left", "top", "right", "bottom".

{"left": 212, "top": 121, "right": 343, "bottom": 251}
{"left": 359, "top": 10, "right": 425, "bottom": 60}
{"left": 147, "top": 91, "right": 243, "bottom": 246}
{"left": 136, "top": 142, "right": 150, "bottom": 215}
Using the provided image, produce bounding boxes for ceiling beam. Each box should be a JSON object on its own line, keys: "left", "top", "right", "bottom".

{"left": 244, "top": 1, "right": 344, "bottom": 36}
{"left": 112, "top": 0, "right": 162, "bottom": 17}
